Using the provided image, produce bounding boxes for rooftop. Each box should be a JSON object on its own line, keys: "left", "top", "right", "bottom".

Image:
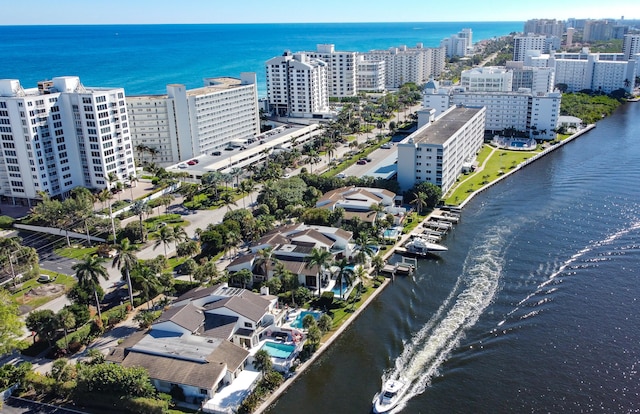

{"left": 409, "top": 106, "right": 483, "bottom": 145}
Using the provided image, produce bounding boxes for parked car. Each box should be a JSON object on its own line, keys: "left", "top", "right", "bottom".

{"left": 212, "top": 151, "right": 222, "bottom": 156}
{"left": 336, "top": 173, "right": 346, "bottom": 179}
{"left": 357, "top": 159, "right": 367, "bottom": 165}
{"left": 381, "top": 143, "right": 392, "bottom": 149}
{"left": 187, "top": 160, "right": 196, "bottom": 165}
{"left": 178, "top": 163, "right": 187, "bottom": 169}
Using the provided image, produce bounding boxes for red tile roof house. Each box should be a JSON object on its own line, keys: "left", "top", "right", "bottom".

{"left": 106, "top": 283, "right": 292, "bottom": 411}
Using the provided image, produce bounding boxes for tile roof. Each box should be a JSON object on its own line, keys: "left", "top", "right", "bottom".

{"left": 175, "top": 284, "right": 222, "bottom": 303}
{"left": 120, "top": 350, "right": 227, "bottom": 390}
{"left": 154, "top": 302, "right": 204, "bottom": 333}
{"left": 203, "top": 293, "right": 271, "bottom": 323}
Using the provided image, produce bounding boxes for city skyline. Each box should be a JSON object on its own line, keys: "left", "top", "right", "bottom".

{"left": 1, "top": 0, "right": 638, "bottom": 25}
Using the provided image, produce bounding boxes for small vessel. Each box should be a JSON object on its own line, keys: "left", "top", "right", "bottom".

{"left": 405, "top": 237, "right": 448, "bottom": 255}
{"left": 372, "top": 378, "right": 408, "bottom": 413}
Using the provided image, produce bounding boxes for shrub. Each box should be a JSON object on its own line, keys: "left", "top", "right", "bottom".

{"left": 0, "top": 215, "right": 15, "bottom": 229}
{"left": 125, "top": 397, "right": 169, "bottom": 414}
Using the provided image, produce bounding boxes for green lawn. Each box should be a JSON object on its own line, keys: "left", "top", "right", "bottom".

{"left": 54, "top": 245, "right": 98, "bottom": 260}
{"left": 11, "top": 272, "right": 76, "bottom": 312}
{"left": 444, "top": 145, "right": 542, "bottom": 205}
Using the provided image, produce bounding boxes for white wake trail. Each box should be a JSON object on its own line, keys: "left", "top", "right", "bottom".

{"left": 379, "top": 226, "right": 509, "bottom": 412}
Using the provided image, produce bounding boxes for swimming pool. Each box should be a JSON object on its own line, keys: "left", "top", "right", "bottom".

{"left": 383, "top": 227, "right": 401, "bottom": 238}
{"left": 331, "top": 282, "right": 350, "bottom": 296}
{"left": 290, "top": 310, "right": 322, "bottom": 329}
{"left": 261, "top": 341, "right": 296, "bottom": 359}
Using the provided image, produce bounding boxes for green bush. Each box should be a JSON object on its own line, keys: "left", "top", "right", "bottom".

{"left": 102, "top": 304, "right": 129, "bottom": 327}
{"left": 172, "top": 280, "right": 201, "bottom": 296}
{"left": 0, "top": 215, "right": 15, "bottom": 229}
{"left": 55, "top": 323, "right": 93, "bottom": 351}
{"left": 125, "top": 396, "right": 170, "bottom": 414}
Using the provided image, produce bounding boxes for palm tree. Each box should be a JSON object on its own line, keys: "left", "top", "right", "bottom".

{"left": 410, "top": 191, "right": 428, "bottom": 216}
{"left": 221, "top": 192, "right": 237, "bottom": 212}
{"left": 57, "top": 309, "right": 75, "bottom": 351}
{"left": 371, "top": 253, "right": 385, "bottom": 277}
{"left": 325, "top": 141, "right": 337, "bottom": 164}
{"left": 223, "top": 230, "right": 240, "bottom": 259}
{"left": 334, "top": 258, "right": 354, "bottom": 300}
{"left": 155, "top": 225, "right": 175, "bottom": 257}
{"left": 112, "top": 238, "right": 139, "bottom": 307}
{"left": 354, "top": 234, "right": 376, "bottom": 265}
{"left": 173, "top": 225, "right": 188, "bottom": 244}
{"left": 160, "top": 194, "right": 174, "bottom": 214}
{"left": 305, "top": 247, "right": 332, "bottom": 297}
{"left": 72, "top": 254, "right": 109, "bottom": 319}
{"left": 130, "top": 200, "right": 151, "bottom": 242}
{"left": 130, "top": 263, "right": 161, "bottom": 308}
{"left": 255, "top": 247, "right": 274, "bottom": 280}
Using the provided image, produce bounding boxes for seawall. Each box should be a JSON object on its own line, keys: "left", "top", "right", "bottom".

{"left": 459, "top": 125, "right": 596, "bottom": 209}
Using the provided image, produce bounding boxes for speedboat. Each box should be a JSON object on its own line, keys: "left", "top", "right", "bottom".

{"left": 405, "top": 237, "right": 447, "bottom": 256}
{"left": 372, "top": 378, "right": 408, "bottom": 414}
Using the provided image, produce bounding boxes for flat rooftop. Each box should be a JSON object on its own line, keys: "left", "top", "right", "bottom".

{"left": 410, "top": 106, "right": 483, "bottom": 145}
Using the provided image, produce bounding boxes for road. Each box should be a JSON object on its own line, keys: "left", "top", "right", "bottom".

{"left": 2, "top": 397, "right": 89, "bottom": 414}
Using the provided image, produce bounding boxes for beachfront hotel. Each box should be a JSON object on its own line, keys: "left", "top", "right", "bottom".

{"left": 265, "top": 51, "right": 330, "bottom": 119}
{"left": 127, "top": 73, "right": 260, "bottom": 166}
{"left": 440, "top": 28, "right": 474, "bottom": 58}
{"left": 396, "top": 105, "right": 486, "bottom": 193}
{"left": 0, "top": 76, "right": 136, "bottom": 205}
{"left": 355, "top": 56, "right": 386, "bottom": 92}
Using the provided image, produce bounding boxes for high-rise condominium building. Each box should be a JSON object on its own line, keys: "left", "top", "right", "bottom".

{"left": 513, "top": 34, "right": 555, "bottom": 61}
{"left": 523, "top": 19, "right": 565, "bottom": 38}
{"left": 266, "top": 52, "right": 330, "bottom": 118}
{"left": 360, "top": 44, "right": 446, "bottom": 89}
{"left": 128, "top": 73, "right": 260, "bottom": 166}
{"left": 527, "top": 49, "right": 636, "bottom": 93}
{"left": 623, "top": 34, "right": 640, "bottom": 61}
{"left": 305, "top": 44, "right": 357, "bottom": 97}
{"left": 396, "top": 106, "right": 486, "bottom": 193}
{"left": 423, "top": 85, "right": 561, "bottom": 140}
{"left": 355, "top": 56, "right": 386, "bottom": 92}
{"left": 440, "top": 28, "right": 473, "bottom": 58}
{"left": 0, "top": 76, "right": 135, "bottom": 205}
{"left": 460, "top": 67, "right": 513, "bottom": 92}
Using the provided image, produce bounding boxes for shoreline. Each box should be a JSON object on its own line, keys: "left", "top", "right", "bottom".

{"left": 254, "top": 123, "right": 598, "bottom": 413}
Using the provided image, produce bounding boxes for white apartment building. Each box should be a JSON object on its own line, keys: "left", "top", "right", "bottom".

{"left": 461, "top": 67, "right": 513, "bottom": 92}
{"left": 0, "top": 76, "right": 135, "bottom": 205}
{"left": 397, "top": 106, "right": 486, "bottom": 193}
{"left": 305, "top": 44, "right": 357, "bottom": 97}
{"left": 355, "top": 56, "right": 386, "bottom": 92}
{"left": 360, "top": 44, "right": 446, "bottom": 89}
{"left": 266, "top": 52, "right": 330, "bottom": 118}
{"left": 440, "top": 28, "right": 473, "bottom": 57}
{"left": 623, "top": 34, "right": 640, "bottom": 61}
{"left": 128, "top": 73, "right": 260, "bottom": 166}
{"left": 530, "top": 49, "right": 637, "bottom": 93}
{"left": 514, "top": 35, "right": 545, "bottom": 61}
{"left": 423, "top": 86, "right": 561, "bottom": 140}
{"left": 506, "top": 62, "right": 555, "bottom": 94}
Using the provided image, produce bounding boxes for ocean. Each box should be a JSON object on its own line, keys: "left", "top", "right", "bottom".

{"left": 267, "top": 103, "right": 640, "bottom": 413}
{"left": 0, "top": 22, "right": 521, "bottom": 97}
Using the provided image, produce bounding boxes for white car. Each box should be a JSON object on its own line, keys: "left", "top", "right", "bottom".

{"left": 381, "top": 143, "right": 392, "bottom": 149}
{"left": 336, "top": 173, "right": 346, "bottom": 179}
{"left": 178, "top": 163, "right": 187, "bottom": 169}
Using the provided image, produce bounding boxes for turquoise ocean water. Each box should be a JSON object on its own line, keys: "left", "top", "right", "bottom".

{"left": 0, "top": 22, "right": 521, "bottom": 97}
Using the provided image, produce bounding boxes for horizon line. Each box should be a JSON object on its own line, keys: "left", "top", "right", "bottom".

{"left": 0, "top": 20, "right": 528, "bottom": 27}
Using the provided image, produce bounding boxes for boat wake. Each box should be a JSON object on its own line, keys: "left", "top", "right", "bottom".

{"left": 497, "top": 220, "right": 640, "bottom": 327}
{"left": 377, "top": 225, "right": 509, "bottom": 413}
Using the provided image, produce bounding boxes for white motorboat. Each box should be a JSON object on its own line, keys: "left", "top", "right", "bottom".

{"left": 405, "top": 237, "right": 448, "bottom": 255}
{"left": 372, "top": 378, "right": 408, "bottom": 414}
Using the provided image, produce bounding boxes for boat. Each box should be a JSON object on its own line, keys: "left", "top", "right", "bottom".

{"left": 372, "top": 378, "right": 408, "bottom": 413}
{"left": 404, "top": 237, "right": 448, "bottom": 256}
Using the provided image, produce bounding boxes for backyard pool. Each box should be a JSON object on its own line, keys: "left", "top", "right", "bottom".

{"left": 383, "top": 227, "right": 402, "bottom": 239}
{"left": 289, "top": 310, "right": 322, "bottom": 329}
{"left": 261, "top": 341, "right": 296, "bottom": 359}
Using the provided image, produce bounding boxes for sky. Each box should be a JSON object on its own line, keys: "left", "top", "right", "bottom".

{"left": 1, "top": 0, "right": 638, "bottom": 25}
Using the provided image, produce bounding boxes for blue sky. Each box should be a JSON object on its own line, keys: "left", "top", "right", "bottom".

{"left": 1, "top": 0, "right": 637, "bottom": 25}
